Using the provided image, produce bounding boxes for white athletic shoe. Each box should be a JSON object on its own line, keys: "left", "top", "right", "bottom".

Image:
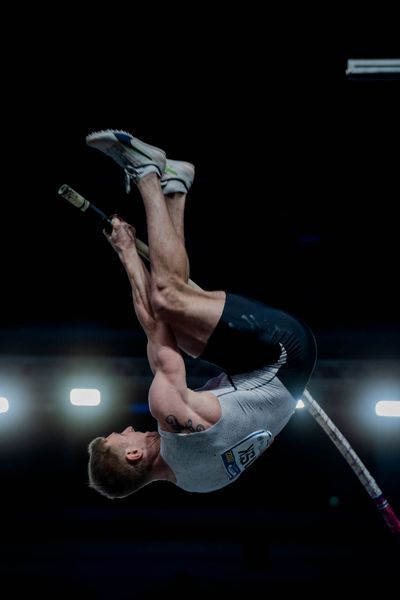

{"left": 86, "top": 129, "right": 166, "bottom": 193}
{"left": 161, "top": 159, "right": 195, "bottom": 195}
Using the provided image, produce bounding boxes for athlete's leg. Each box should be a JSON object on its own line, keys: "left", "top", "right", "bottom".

{"left": 165, "top": 192, "right": 186, "bottom": 244}
{"left": 86, "top": 129, "right": 225, "bottom": 356}
{"left": 137, "top": 173, "right": 225, "bottom": 357}
{"left": 161, "top": 159, "right": 195, "bottom": 245}
{"left": 138, "top": 174, "right": 189, "bottom": 284}
{"left": 162, "top": 191, "right": 190, "bottom": 281}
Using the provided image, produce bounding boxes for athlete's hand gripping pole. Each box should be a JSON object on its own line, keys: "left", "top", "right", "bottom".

{"left": 58, "top": 184, "right": 202, "bottom": 290}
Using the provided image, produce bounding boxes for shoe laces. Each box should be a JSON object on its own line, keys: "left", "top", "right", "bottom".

{"left": 104, "top": 144, "right": 137, "bottom": 193}
{"left": 124, "top": 165, "right": 137, "bottom": 194}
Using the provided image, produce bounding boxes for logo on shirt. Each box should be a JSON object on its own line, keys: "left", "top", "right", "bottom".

{"left": 221, "top": 430, "right": 273, "bottom": 480}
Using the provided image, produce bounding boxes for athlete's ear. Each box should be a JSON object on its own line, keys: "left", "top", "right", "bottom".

{"left": 125, "top": 447, "right": 143, "bottom": 463}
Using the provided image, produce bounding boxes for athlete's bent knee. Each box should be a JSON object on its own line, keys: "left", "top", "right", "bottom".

{"left": 151, "top": 279, "right": 186, "bottom": 318}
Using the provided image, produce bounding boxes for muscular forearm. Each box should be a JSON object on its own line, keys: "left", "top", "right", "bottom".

{"left": 119, "top": 248, "right": 156, "bottom": 332}
{"left": 120, "top": 249, "right": 183, "bottom": 376}
{"left": 105, "top": 217, "right": 186, "bottom": 380}
{"left": 105, "top": 217, "right": 156, "bottom": 333}
{"left": 121, "top": 249, "right": 151, "bottom": 309}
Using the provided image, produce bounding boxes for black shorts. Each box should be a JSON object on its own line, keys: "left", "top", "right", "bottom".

{"left": 199, "top": 293, "right": 317, "bottom": 400}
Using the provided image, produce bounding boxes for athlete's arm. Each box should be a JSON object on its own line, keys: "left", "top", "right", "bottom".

{"left": 105, "top": 216, "right": 157, "bottom": 336}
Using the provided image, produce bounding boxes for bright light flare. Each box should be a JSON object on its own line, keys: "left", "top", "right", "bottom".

{"left": 375, "top": 400, "right": 400, "bottom": 417}
{"left": 0, "top": 397, "right": 9, "bottom": 413}
{"left": 70, "top": 388, "right": 101, "bottom": 406}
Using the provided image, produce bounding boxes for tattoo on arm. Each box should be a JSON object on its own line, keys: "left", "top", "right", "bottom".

{"left": 166, "top": 415, "right": 206, "bottom": 433}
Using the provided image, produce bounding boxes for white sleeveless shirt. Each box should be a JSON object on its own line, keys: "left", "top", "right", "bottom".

{"left": 159, "top": 350, "right": 296, "bottom": 493}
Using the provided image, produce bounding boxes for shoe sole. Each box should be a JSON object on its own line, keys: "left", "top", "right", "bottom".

{"left": 86, "top": 129, "right": 166, "bottom": 167}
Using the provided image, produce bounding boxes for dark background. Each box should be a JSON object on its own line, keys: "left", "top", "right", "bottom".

{"left": 1, "top": 13, "right": 399, "bottom": 597}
